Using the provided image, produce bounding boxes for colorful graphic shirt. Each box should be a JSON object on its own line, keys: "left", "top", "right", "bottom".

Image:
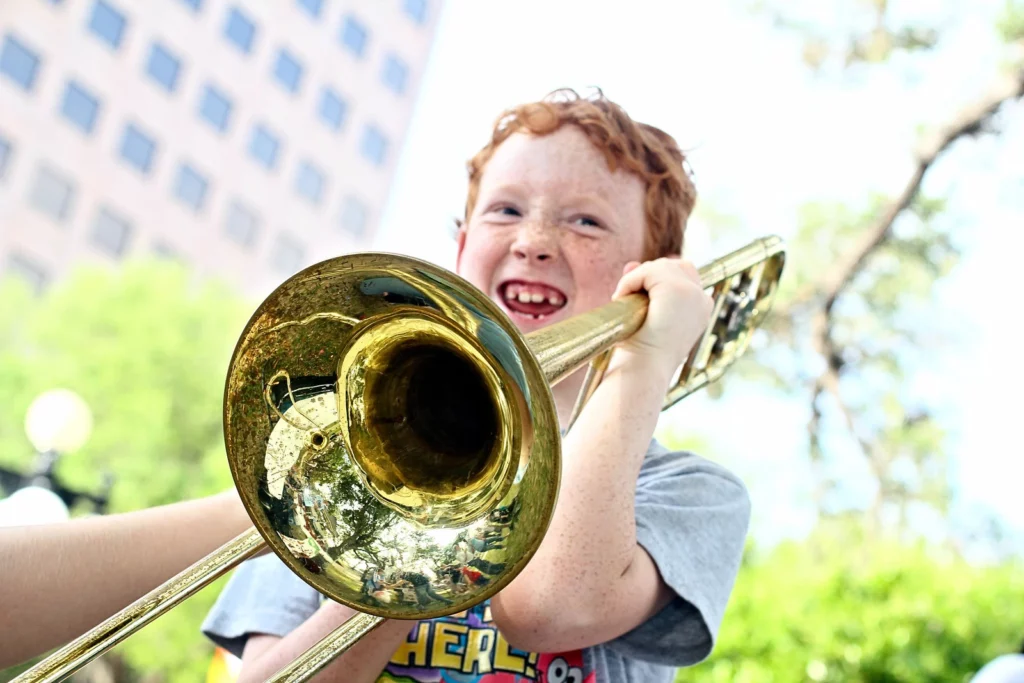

{"left": 375, "top": 601, "right": 592, "bottom": 683}
{"left": 203, "top": 442, "right": 753, "bottom": 683}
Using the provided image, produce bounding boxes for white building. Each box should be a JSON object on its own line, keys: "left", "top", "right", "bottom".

{"left": 0, "top": 0, "right": 442, "bottom": 298}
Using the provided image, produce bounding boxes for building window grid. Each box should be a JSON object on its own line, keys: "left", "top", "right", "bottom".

{"left": 28, "top": 165, "right": 76, "bottom": 223}
{"left": 224, "top": 7, "right": 256, "bottom": 54}
{"left": 5, "top": 253, "right": 49, "bottom": 294}
{"left": 59, "top": 80, "right": 101, "bottom": 134}
{"left": 297, "top": 0, "right": 323, "bottom": 19}
{"left": 0, "top": 35, "right": 41, "bottom": 92}
{"left": 249, "top": 125, "right": 281, "bottom": 170}
{"left": 87, "top": 0, "right": 127, "bottom": 50}
{"left": 0, "top": 136, "right": 11, "bottom": 180}
{"left": 173, "top": 163, "right": 209, "bottom": 212}
{"left": 225, "top": 201, "right": 261, "bottom": 247}
{"left": 381, "top": 54, "right": 408, "bottom": 95}
{"left": 91, "top": 207, "right": 133, "bottom": 257}
{"left": 119, "top": 124, "right": 157, "bottom": 174}
{"left": 339, "top": 195, "right": 368, "bottom": 237}
{"left": 360, "top": 125, "right": 388, "bottom": 167}
{"left": 272, "top": 234, "right": 304, "bottom": 275}
{"left": 318, "top": 88, "right": 347, "bottom": 131}
{"left": 272, "top": 50, "right": 304, "bottom": 94}
{"left": 295, "top": 161, "right": 325, "bottom": 205}
{"left": 403, "top": 0, "right": 428, "bottom": 24}
{"left": 198, "top": 85, "right": 233, "bottom": 132}
{"left": 145, "top": 43, "right": 181, "bottom": 92}
{"left": 339, "top": 16, "right": 368, "bottom": 58}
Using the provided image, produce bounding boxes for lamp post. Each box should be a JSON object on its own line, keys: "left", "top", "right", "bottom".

{"left": 0, "top": 389, "right": 111, "bottom": 526}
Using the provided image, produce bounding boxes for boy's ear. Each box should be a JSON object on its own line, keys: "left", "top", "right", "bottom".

{"left": 454, "top": 219, "right": 467, "bottom": 272}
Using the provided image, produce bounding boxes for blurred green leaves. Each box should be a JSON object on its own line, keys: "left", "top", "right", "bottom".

{"left": 677, "top": 531, "right": 1024, "bottom": 682}
{"left": 0, "top": 262, "right": 251, "bottom": 682}
{"left": 997, "top": 0, "right": 1024, "bottom": 43}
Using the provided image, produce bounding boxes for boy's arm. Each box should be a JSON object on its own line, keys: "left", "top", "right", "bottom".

{"left": 491, "top": 257, "right": 714, "bottom": 653}
{"left": 234, "top": 603, "right": 413, "bottom": 683}
{"left": 0, "top": 490, "right": 251, "bottom": 668}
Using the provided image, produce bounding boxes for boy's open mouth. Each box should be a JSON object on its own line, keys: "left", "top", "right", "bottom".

{"left": 498, "top": 280, "right": 567, "bottom": 320}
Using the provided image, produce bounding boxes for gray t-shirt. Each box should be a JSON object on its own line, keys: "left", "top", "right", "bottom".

{"left": 202, "top": 440, "right": 750, "bottom": 683}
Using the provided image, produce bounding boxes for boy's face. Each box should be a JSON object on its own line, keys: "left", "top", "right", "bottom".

{"left": 456, "top": 126, "right": 646, "bottom": 335}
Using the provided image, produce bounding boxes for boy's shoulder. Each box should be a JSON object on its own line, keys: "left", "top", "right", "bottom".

{"left": 641, "top": 439, "right": 748, "bottom": 493}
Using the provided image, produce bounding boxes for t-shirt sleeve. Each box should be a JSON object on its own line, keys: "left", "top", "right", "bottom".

{"left": 201, "top": 554, "right": 323, "bottom": 659}
{"left": 604, "top": 443, "right": 751, "bottom": 667}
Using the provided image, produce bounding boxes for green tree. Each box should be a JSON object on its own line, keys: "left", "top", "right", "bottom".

{"left": 710, "top": 0, "right": 1024, "bottom": 540}
{"left": 676, "top": 527, "right": 1024, "bottom": 682}
{"left": 0, "top": 262, "right": 251, "bottom": 682}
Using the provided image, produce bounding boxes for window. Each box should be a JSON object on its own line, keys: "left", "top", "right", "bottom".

{"left": 91, "top": 206, "right": 133, "bottom": 257}
{"left": 271, "top": 234, "right": 304, "bottom": 274}
{"left": 249, "top": 125, "right": 280, "bottom": 170}
{"left": 360, "top": 125, "right": 388, "bottom": 166}
{"left": 4, "top": 253, "right": 49, "bottom": 294}
{"left": 173, "top": 163, "right": 208, "bottom": 212}
{"left": 28, "top": 165, "right": 75, "bottom": 222}
{"left": 119, "top": 124, "right": 157, "bottom": 174}
{"left": 88, "top": 1, "right": 127, "bottom": 50}
{"left": 339, "top": 195, "right": 368, "bottom": 237}
{"left": 152, "top": 242, "right": 181, "bottom": 261}
{"left": 272, "top": 50, "right": 303, "bottom": 94}
{"left": 318, "top": 88, "right": 347, "bottom": 131}
{"left": 339, "top": 16, "right": 367, "bottom": 58}
{"left": 0, "top": 35, "right": 41, "bottom": 91}
{"left": 145, "top": 43, "right": 180, "bottom": 92}
{"left": 59, "top": 81, "right": 101, "bottom": 134}
{"left": 224, "top": 7, "right": 256, "bottom": 54}
{"left": 403, "top": 0, "right": 427, "bottom": 24}
{"left": 224, "top": 201, "right": 260, "bottom": 247}
{"left": 0, "top": 135, "right": 13, "bottom": 181}
{"left": 381, "top": 54, "right": 408, "bottom": 94}
{"left": 297, "top": 0, "right": 322, "bottom": 18}
{"left": 179, "top": 0, "right": 201, "bottom": 11}
{"left": 198, "top": 85, "right": 232, "bottom": 132}
{"left": 294, "top": 161, "right": 325, "bottom": 205}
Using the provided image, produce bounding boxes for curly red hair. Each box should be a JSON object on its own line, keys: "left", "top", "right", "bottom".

{"left": 463, "top": 88, "right": 697, "bottom": 259}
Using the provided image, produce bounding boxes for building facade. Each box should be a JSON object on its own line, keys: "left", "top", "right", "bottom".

{"left": 0, "top": 0, "right": 441, "bottom": 298}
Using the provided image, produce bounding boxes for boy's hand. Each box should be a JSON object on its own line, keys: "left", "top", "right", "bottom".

{"left": 611, "top": 257, "right": 713, "bottom": 375}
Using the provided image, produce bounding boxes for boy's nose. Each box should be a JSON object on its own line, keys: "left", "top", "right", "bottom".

{"left": 510, "top": 223, "right": 557, "bottom": 263}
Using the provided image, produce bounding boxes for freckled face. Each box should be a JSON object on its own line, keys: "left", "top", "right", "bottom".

{"left": 456, "top": 126, "right": 647, "bottom": 334}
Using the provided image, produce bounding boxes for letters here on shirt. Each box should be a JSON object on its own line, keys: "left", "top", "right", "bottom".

{"left": 377, "top": 601, "right": 594, "bottom": 683}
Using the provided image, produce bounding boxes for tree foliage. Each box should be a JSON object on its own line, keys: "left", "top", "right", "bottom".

{"left": 0, "top": 262, "right": 251, "bottom": 682}
{"left": 677, "top": 528, "right": 1024, "bottom": 683}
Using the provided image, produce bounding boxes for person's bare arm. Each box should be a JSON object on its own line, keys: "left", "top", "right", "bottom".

{"left": 491, "top": 257, "right": 712, "bottom": 653}
{"left": 236, "top": 602, "right": 414, "bottom": 683}
{"left": 0, "top": 490, "right": 251, "bottom": 668}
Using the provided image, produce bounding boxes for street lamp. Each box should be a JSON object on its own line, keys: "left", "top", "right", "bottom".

{"left": 0, "top": 388, "right": 111, "bottom": 526}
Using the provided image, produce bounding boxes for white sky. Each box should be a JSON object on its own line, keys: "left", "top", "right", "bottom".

{"left": 372, "top": 0, "right": 1024, "bottom": 544}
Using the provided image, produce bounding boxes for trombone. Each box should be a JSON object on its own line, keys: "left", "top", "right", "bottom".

{"left": 16, "top": 236, "right": 785, "bottom": 683}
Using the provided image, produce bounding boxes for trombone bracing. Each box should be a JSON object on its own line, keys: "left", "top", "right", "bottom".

{"left": 16, "top": 236, "right": 785, "bottom": 683}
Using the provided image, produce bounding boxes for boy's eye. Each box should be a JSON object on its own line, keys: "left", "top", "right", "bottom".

{"left": 498, "top": 206, "right": 522, "bottom": 217}
{"left": 574, "top": 215, "right": 602, "bottom": 228}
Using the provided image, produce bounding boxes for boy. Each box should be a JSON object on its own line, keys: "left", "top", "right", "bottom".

{"left": 202, "top": 89, "right": 751, "bottom": 683}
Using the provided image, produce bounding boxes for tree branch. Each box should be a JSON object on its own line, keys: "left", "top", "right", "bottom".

{"left": 798, "top": 63, "right": 1024, "bottom": 523}
{"left": 784, "top": 64, "right": 1024, "bottom": 316}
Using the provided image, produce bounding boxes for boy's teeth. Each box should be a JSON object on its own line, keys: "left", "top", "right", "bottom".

{"left": 517, "top": 292, "right": 531, "bottom": 303}
{"left": 530, "top": 293, "right": 544, "bottom": 303}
